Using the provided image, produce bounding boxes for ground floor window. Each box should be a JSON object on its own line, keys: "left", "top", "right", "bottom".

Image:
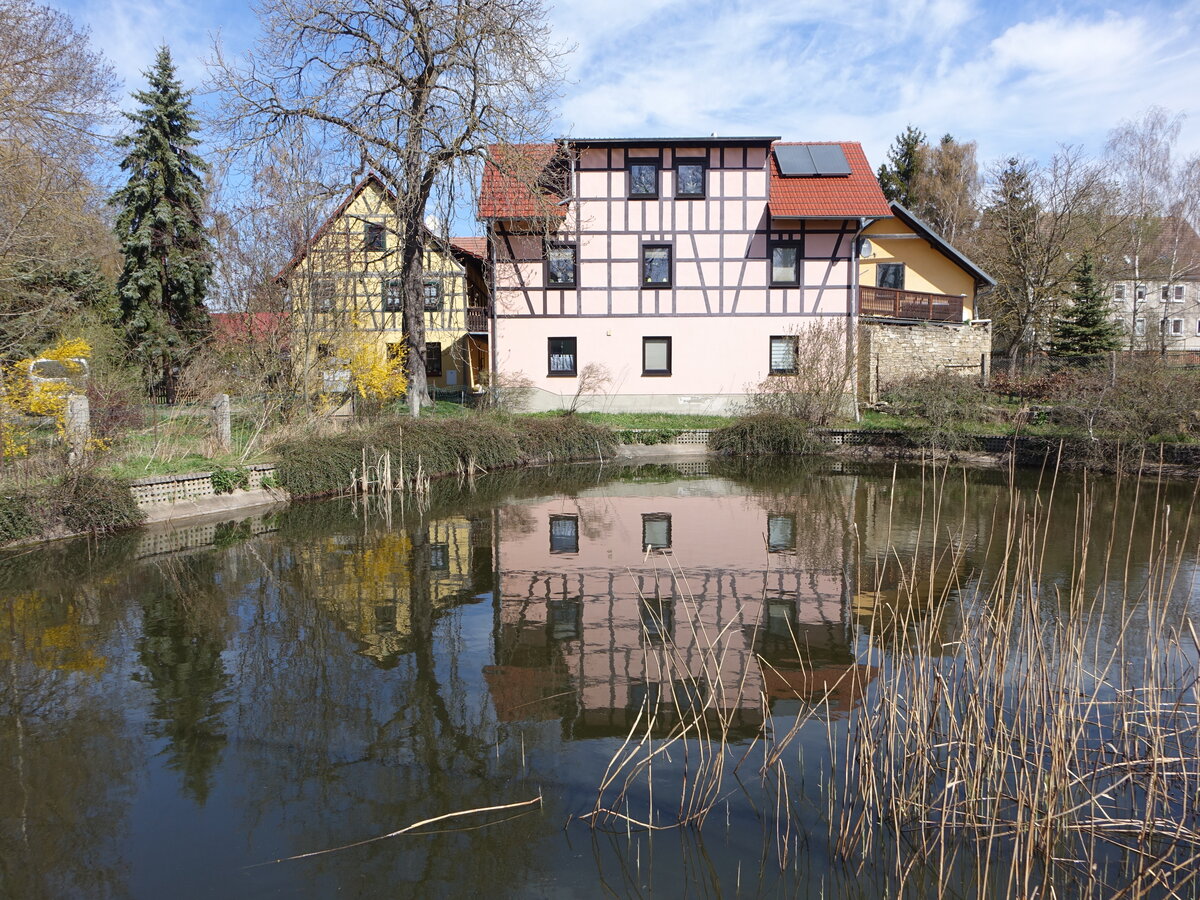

{"left": 642, "top": 336, "right": 672, "bottom": 376}
{"left": 548, "top": 336, "right": 577, "bottom": 376}
{"left": 425, "top": 342, "right": 442, "bottom": 377}
{"left": 769, "top": 335, "right": 798, "bottom": 375}
{"left": 1135, "top": 317, "right": 1146, "bottom": 336}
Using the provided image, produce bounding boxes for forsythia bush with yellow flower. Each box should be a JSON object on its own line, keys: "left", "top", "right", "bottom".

{"left": 1, "top": 337, "right": 92, "bottom": 459}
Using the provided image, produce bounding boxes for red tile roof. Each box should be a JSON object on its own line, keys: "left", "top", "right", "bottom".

{"left": 450, "top": 236, "right": 487, "bottom": 260}
{"left": 211, "top": 312, "right": 290, "bottom": 347}
{"left": 768, "top": 142, "right": 890, "bottom": 219}
{"left": 479, "top": 143, "right": 567, "bottom": 220}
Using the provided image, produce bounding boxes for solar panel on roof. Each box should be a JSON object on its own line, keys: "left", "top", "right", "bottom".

{"left": 774, "top": 145, "right": 817, "bottom": 176}
{"left": 808, "top": 144, "right": 851, "bottom": 176}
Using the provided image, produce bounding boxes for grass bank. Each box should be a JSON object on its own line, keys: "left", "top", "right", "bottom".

{"left": 0, "top": 473, "right": 145, "bottom": 545}
{"left": 274, "top": 413, "right": 618, "bottom": 498}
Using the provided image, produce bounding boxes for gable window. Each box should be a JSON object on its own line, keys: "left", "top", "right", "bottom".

{"left": 422, "top": 278, "right": 443, "bottom": 311}
{"left": 769, "top": 335, "right": 798, "bottom": 375}
{"left": 642, "top": 337, "right": 672, "bottom": 376}
{"left": 642, "top": 244, "right": 672, "bottom": 287}
{"left": 1114, "top": 283, "right": 1126, "bottom": 300}
{"left": 675, "top": 159, "right": 706, "bottom": 198}
{"left": 364, "top": 222, "right": 386, "bottom": 252}
{"left": 549, "top": 514, "right": 579, "bottom": 554}
{"left": 642, "top": 513, "right": 671, "bottom": 551}
{"left": 425, "top": 342, "right": 443, "bottom": 377}
{"left": 628, "top": 161, "right": 658, "bottom": 198}
{"left": 548, "top": 337, "right": 577, "bottom": 376}
{"left": 771, "top": 244, "right": 799, "bottom": 285}
{"left": 383, "top": 279, "right": 403, "bottom": 312}
{"left": 877, "top": 263, "right": 905, "bottom": 290}
{"left": 547, "top": 243, "right": 577, "bottom": 287}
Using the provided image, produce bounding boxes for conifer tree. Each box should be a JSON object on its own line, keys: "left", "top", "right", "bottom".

{"left": 1048, "top": 255, "right": 1122, "bottom": 360}
{"left": 877, "top": 125, "right": 927, "bottom": 206}
{"left": 111, "top": 46, "right": 210, "bottom": 388}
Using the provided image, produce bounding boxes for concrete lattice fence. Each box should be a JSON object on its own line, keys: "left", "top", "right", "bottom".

{"left": 129, "top": 464, "right": 276, "bottom": 507}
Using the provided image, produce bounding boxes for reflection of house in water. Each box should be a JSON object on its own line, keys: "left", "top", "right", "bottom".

{"left": 486, "top": 476, "right": 878, "bottom": 737}
{"left": 295, "top": 513, "right": 495, "bottom": 666}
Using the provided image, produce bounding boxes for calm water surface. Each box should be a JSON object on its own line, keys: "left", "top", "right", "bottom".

{"left": 2, "top": 459, "right": 1197, "bottom": 898}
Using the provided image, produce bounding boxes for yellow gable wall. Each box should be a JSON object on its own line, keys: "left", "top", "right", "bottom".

{"left": 292, "top": 180, "right": 481, "bottom": 389}
{"left": 860, "top": 216, "right": 977, "bottom": 319}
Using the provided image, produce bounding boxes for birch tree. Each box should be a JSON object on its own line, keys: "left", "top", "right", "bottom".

{"left": 211, "top": 0, "right": 565, "bottom": 415}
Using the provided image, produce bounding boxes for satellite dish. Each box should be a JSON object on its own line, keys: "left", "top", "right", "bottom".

{"left": 859, "top": 238, "right": 874, "bottom": 259}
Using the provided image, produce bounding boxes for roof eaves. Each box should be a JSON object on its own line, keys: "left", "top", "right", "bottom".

{"left": 889, "top": 201, "right": 996, "bottom": 287}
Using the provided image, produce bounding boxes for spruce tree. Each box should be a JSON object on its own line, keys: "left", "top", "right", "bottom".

{"left": 1048, "top": 255, "right": 1122, "bottom": 360}
{"left": 111, "top": 46, "right": 210, "bottom": 388}
{"left": 877, "top": 125, "right": 927, "bottom": 206}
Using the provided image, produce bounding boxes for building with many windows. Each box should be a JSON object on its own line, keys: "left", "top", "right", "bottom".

{"left": 1108, "top": 217, "right": 1200, "bottom": 354}
{"left": 479, "top": 137, "right": 893, "bottom": 413}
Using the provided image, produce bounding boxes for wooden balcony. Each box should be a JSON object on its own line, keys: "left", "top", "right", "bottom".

{"left": 466, "top": 306, "right": 490, "bottom": 334}
{"left": 859, "top": 286, "right": 964, "bottom": 323}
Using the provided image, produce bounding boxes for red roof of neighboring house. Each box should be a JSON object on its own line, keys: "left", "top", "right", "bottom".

{"left": 211, "top": 312, "right": 290, "bottom": 347}
{"left": 479, "top": 143, "right": 566, "bottom": 219}
{"left": 768, "top": 141, "right": 890, "bottom": 219}
{"left": 450, "top": 236, "right": 487, "bottom": 260}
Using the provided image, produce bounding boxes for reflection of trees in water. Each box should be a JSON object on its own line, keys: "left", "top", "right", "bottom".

{"left": 1, "top": 579, "right": 140, "bottom": 899}
{"left": 134, "top": 555, "right": 234, "bottom": 806}
{"left": 228, "top": 505, "right": 548, "bottom": 895}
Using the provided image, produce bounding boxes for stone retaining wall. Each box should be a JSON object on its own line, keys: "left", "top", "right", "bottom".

{"left": 129, "top": 463, "right": 276, "bottom": 507}
{"left": 858, "top": 320, "right": 993, "bottom": 401}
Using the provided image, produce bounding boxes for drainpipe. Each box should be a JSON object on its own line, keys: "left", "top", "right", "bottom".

{"left": 487, "top": 218, "right": 498, "bottom": 404}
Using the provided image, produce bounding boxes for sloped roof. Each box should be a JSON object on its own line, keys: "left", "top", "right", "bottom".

{"left": 450, "top": 236, "right": 487, "bottom": 260}
{"left": 888, "top": 202, "right": 995, "bottom": 287}
{"left": 276, "top": 174, "right": 389, "bottom": 281}
{"left": 211, "top": 312, "right": 290, "bottom": 346}
{"left": 768, "top": 141, "right": 890, "bottom": 219}
{"left": 478, "top": 143, "right": 567, "bottom": 220}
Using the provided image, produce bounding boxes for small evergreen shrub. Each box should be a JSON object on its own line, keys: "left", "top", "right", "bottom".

{"left": 210, "top": 465, "right": 251, "bottom": 494}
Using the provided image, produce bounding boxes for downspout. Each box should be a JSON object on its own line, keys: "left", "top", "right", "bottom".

{"left": 487, "top": 217, "right": 498, "bottom": 403}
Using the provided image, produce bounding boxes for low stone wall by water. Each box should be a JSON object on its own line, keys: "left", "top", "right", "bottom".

{"left": 129, "top": 464, "right": 277, "bottom": 507}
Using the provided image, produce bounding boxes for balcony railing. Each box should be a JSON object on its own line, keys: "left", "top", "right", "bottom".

{"left": 859, "top": 286, "right": 964, "bottom": 323}
{"left": 466, "top": 306, "right": 490, "bottom": 334}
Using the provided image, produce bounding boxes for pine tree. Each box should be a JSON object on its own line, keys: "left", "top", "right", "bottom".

{"left": 1048, "top": 255, "right": 1122, "bottom": 360}
{"left": 111, "top": 47, "right": 210, "bottom": 388}
{"left": 877, "top": 125, "right": 927, "bottom": 206}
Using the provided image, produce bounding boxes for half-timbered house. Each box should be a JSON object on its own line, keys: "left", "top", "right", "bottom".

{"left": 479, "top": 137, "right": 892, "bottom": 413}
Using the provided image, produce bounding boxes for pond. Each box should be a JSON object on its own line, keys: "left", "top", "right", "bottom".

{"left": 2, "top": 459, "right": 1198, "bottom": 898}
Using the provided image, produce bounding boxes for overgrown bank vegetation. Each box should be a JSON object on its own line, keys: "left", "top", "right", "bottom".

{"left": 274, "top": 414, "right": 616, "bottom": 498}
{"left": 0, "top": 473, "right": 143, "bottom": 544}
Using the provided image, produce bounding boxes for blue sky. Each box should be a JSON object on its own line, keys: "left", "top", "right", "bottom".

{"left": 51, "top": 0, "right": 1200, "bottom": 191}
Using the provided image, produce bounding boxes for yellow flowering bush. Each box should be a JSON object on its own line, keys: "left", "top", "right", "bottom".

{"left": 0, "top": 337, "right": 93, "bottom": 458}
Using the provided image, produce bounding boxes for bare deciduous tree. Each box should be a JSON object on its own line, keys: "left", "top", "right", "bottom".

{"left": 0, "top": 0, "right": 118, "bottom": 358}
{"left": 211, "top": 0, "right": 566, "bottom": 416}
{"left": 976, "top": 149, "right": 1118, "bottom": 363}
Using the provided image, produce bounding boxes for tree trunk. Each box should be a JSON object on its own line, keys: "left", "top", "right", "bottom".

{"left": 398, "top": 209, "right": 432, "bottom": 417}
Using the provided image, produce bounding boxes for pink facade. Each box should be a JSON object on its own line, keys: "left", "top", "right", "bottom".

{"left": 484, "top": 138, "right": 885, "bottom": 413}
{"left": 485, "top": 482, "right": 876, "bottom": 736}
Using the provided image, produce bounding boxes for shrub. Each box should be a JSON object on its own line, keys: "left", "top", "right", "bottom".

{"left": 1050, "top": 357, "right": 1199, "bottom": 443}
{"left": 210, "top": 465, "right": 251, "bottom": 494}
{"left": 881, "top": 375, "right": 990, "bottom": 450}
{"left": 746, "top": 319, "right": 853, "bottom": 425}
{"left": 0, "top": 475, "right": 144, "bottom": 544}
{"left": 710, "top": 414, "right": 824, "bottom": 456}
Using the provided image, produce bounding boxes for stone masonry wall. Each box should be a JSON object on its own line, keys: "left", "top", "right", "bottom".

{"left": 858, "top": 320, "right": 992, "bottom": 402}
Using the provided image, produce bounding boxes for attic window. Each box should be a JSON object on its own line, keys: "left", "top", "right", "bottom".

{"left": 365, "top": 222, "right": 386, "bottom": 252}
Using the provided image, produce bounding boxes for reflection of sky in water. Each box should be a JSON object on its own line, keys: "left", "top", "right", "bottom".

{"left": 1, "top": 461, "right": 1197, "bottom": 897}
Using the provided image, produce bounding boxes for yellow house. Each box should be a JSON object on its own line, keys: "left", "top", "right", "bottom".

{"left": 859, "top": 202, "right": 993, "bottom": 322}
{"left": 279, "top": 174, "right": 490, "bottom": 396}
